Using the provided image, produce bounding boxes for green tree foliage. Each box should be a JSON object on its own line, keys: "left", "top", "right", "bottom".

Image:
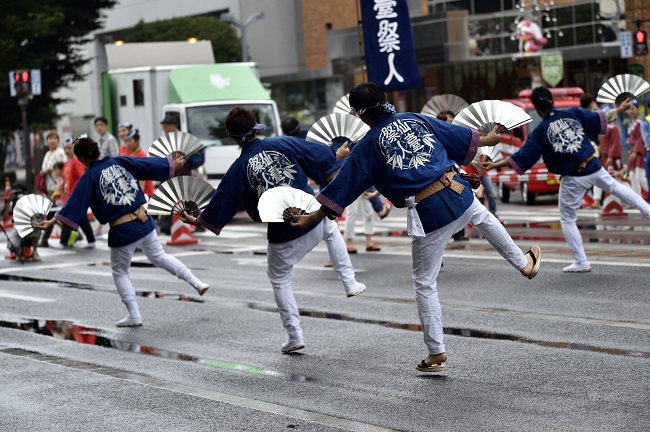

{"left": 0, "top": 0, "right": 116, "bottom": 170}
{"left": 124, "top": 16, "right": 241, "bottom": 63}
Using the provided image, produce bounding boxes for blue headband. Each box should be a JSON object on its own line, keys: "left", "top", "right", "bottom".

{"left": 227, "top": 123, "right": 266, "bottom": 142}
{"left": 287, "top": 123, "right": 301, "bottom": 135}
{"left": 354, "top": 101, "right": 396, "bottom": 116}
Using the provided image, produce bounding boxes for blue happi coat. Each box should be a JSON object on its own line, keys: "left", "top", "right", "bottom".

{"left": 317, "top": 112, "right": 480, "bottom": 234}
{"left": 507, "top": 108, "right": 607, "bottom": 176}
{"left": 55, "top": 156, "right": 175, "bottom": 247}
{"left": 198, "top": 136, "right": 337, "bottom": 243}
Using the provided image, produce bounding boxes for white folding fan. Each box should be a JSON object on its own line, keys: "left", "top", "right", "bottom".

{"left": 306, "top": 113, "right": 370, "bottom": 146}
{"left": 475, "top": 145, "right": 504, "bottom": 163}
{"left": 13, "top": 194, "right": 53, "bottom": 238}
{"left": 420, "top": 94, "right": 469, "bottom": 117}
{"left": 148, "top": 131, "right": 204, "bottom": 159}
{"left": 258, "top": 187, "right": 320, "bottom": 223}
{"left": 332, "top": 94, "right": 353, "bottom": 115}
{"left": 452, "top": 100, "right": 532, "bottom": 134}
{"left": 146, "top": 176, "right": 215, "bottom": 216}
{"left": 596, "top": 74, "right": 650, "bottom": 105}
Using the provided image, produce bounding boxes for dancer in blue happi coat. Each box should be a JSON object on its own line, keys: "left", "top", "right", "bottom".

{"left": 180, "top": 107, "right": 366, "bottom": 354}
{"left": 483, "top": 87, "right": 650, "bottom": 273}
{"left": 36, "top": 136, "right": 209, "bottom": 327}
{"left": 291, "top": 82, "right": 541, "bottom": 372}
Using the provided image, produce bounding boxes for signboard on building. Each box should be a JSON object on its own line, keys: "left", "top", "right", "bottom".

{"left": 541, "top": 53, "right": 564, "bottom": 87}
{"left": 360, "top": 0, "right": 420, "bottom": 91}
{"left": 620, "top": 31, "right": 633, "bottom": 59}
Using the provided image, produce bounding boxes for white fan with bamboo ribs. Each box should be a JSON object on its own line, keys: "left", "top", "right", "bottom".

{"left": 146, "top": 176, "right": 215, "bottom": 216}
{"left": 332, "top": 94, "right": 353, "bottom": 115}
{"left": 148, "top": 131, "right": 204, "bottom": 159}
{"left": 596, "top": 74, "right": 650, "bottom": 105}
{"left": 453, "top": 100, "right": 532, "bottom": 134}
{"left": 306, "top": 113, "right": 370, "bottom": 147}
{"left": 420, "top": 94, "right": 469, "bottom": 117}
{"left": 13, "top": 194, "right": 53, "bottom": 238}
{"left": 258, "top": 187, "right": 320, "bottom": 223}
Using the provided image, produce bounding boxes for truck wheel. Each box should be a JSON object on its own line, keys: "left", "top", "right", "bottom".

{"left": 521, "top": 182, "right": 536, "bottom": 205}
{"left": 499, "top": 183, "right": 510, "bottom": 203}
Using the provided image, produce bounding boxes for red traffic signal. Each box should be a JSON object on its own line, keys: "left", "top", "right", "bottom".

{"left": 12, "top": 69, "right": 31, "bottom": 96}
{"left": 635, "top": 30, "right": 648, "bottom": 56}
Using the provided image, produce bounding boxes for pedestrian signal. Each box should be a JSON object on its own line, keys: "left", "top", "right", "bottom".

{"left": 634, "top": 30, "right": 647, "bottom": 56}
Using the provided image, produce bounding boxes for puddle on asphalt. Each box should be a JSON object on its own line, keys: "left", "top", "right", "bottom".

{"left": 247, "top": 303, "right": 650, "bottom": 359}
{"left": 0, "top": 319, "right": 307, "bottom": 382}
{"left": 0, "top": 274, "right": 204, "bottom": 303}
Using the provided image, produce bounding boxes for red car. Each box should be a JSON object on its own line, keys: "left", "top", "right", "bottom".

{"left": 489, "top": 87, "right": 584, "bottom": 205}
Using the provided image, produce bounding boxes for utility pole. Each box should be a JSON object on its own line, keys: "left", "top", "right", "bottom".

{"left": 17, "top": 96, "right": 33, "bottom": 194}
{"left": 9, "top": 69, "right": 39, "bottom": 193}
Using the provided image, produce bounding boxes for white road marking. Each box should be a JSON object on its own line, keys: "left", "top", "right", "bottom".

{"left": 0, "top": 290, "right": 54, "bottom": 303}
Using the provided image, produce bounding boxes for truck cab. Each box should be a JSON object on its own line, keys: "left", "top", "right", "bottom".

{"left": 494, "top": 87, "right": 584, "bottom": 205}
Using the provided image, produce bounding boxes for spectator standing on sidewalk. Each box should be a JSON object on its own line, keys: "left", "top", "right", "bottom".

{"left": 625, "top": 101, "right": 648, "bottom": 198}
{"left": 51, "top": 138, "right": 96, "bottom": 250}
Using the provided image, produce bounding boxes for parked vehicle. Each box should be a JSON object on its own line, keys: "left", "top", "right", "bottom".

{"left": 490, "top": 87, "right": 584, "bottom": 205}
{"left": 102, "top": 42, "right": 282, "bottom": 180}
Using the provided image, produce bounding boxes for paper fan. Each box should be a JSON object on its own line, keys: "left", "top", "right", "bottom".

{"left": 146, "top": 176, "right": 215, "bottom": 216}
{"left": 13, "top": 194, "right": 53, "bottom": 238}
{"left": 420, "top": 94, "right": 468, "bottom": 117}
{"left": 596, "top": 74, "right": 650, "bottom": 104}
{"left": 258, "top": 187, "right": 320, "bottom": 223}
{"left": 452, "top": 100, "right": 532, "bottom": 134}
{"left": 306, "top": 113, "right": 370, "bottom": 146}
{"left": 332, "top": 94, "right": 353, "bottom": 115}
{"left": 475, "top": 145, "right": 504, "bottom": 163}
{"left": 148, "top": 131, "right": 204, "bottom": 159}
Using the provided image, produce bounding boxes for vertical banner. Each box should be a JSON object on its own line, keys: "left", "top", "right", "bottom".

{"left": 360, "top": 0, "right": 421, "bottom": 91}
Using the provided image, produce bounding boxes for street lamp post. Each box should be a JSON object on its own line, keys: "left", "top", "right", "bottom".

{"left": 220, "top": 11, "right": 265, "bottom": 62}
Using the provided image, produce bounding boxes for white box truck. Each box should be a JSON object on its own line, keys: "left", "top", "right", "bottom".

{"left": 102, "top": 41, "right": 282, "bottom": 179}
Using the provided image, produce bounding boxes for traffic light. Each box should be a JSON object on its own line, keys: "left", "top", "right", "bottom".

{"left": 634, "top": 30, "right": 648, "bottom": 56}
{"left": 13, "top": 69, "right": 31, "bottom": 97}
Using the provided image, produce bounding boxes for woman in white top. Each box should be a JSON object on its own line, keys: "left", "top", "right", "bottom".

{"left": 37, "top": 131, "right": 66, "bottom": 247}
{"left": 40, "top": 131, "right": 66, "bottom": 195}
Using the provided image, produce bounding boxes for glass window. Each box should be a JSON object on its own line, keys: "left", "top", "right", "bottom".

{"left": 132, "top": 79, "right": 144, "bottom": 106}
{"left": 186, "top": 104, "right": 278, "bottom": 147}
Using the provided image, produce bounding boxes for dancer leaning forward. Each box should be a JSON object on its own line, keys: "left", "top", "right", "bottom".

{"left": 291, "top": 82, "right": 541, "bottom": 373}
{"left": 36, "top": 135, "right": 209, "bottom": 327}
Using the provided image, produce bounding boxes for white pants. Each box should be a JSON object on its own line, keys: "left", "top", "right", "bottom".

{"left": 267, "top": 218, "right": 359, "bottom": 341}
{"left": 629, "top": 167, "right": 648, "bottom": 197}
{"left": 111, "top": 229, "right": 205, "bottom": 306}
{"left": 559, "top": 167, "right": 650, "bottom": 266}
{"left": 412, "top": 197, "right": 528, "bottom": 355}
{"left": 344, "top": 196, "right": 375, "bottom": 239}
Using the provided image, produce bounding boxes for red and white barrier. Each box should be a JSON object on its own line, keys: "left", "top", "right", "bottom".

{"left": 167, "top": 213, "right": 198, "bottom": 246}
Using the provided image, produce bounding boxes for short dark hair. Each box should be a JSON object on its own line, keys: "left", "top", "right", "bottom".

{"left": 73, "top": 136, "right": 101, "bottom": 161}
{"left": 225, "top": 107, "right": 256, "bottom": 137}
{"left": 94, "top": 116, "right": 108, "bottom": 126}
{"left": 436, "top": 112, "right": 448, "bottom": 121}
{"left": 53, "top": 161, "right": 65, "bottom": 171}
{"left": 281, "top": 116, "right": 300, "bottom": 135}
{"left": 580, "top": 94, "right": 594, "bottom": 109}
{"left": 531, "top": 86, "right": 554, "bottom": 112}
{"left": 349, "top": 81, "right": 387, "bottom": 121}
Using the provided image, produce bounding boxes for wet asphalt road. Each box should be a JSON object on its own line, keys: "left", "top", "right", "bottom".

{"left": 1, "top": 200, "right": 649, "bottom": 431}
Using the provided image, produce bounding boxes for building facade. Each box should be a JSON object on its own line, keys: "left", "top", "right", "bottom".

{"left": 55, "top": 0, "right": 650, "bottom": 138}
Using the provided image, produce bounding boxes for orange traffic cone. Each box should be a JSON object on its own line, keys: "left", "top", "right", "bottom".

{"left": 2, "top": 177, "right": 13, "bottom": 229}
{"left": 600, "top": 193, "right": 627, "bottom": 217}
{"left": 166, "top": 213, "right": 198, "bottom": 246}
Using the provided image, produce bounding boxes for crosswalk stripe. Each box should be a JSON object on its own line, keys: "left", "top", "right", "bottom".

{"left": 0, "top": 290, "right": 54, "bottom": 303}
